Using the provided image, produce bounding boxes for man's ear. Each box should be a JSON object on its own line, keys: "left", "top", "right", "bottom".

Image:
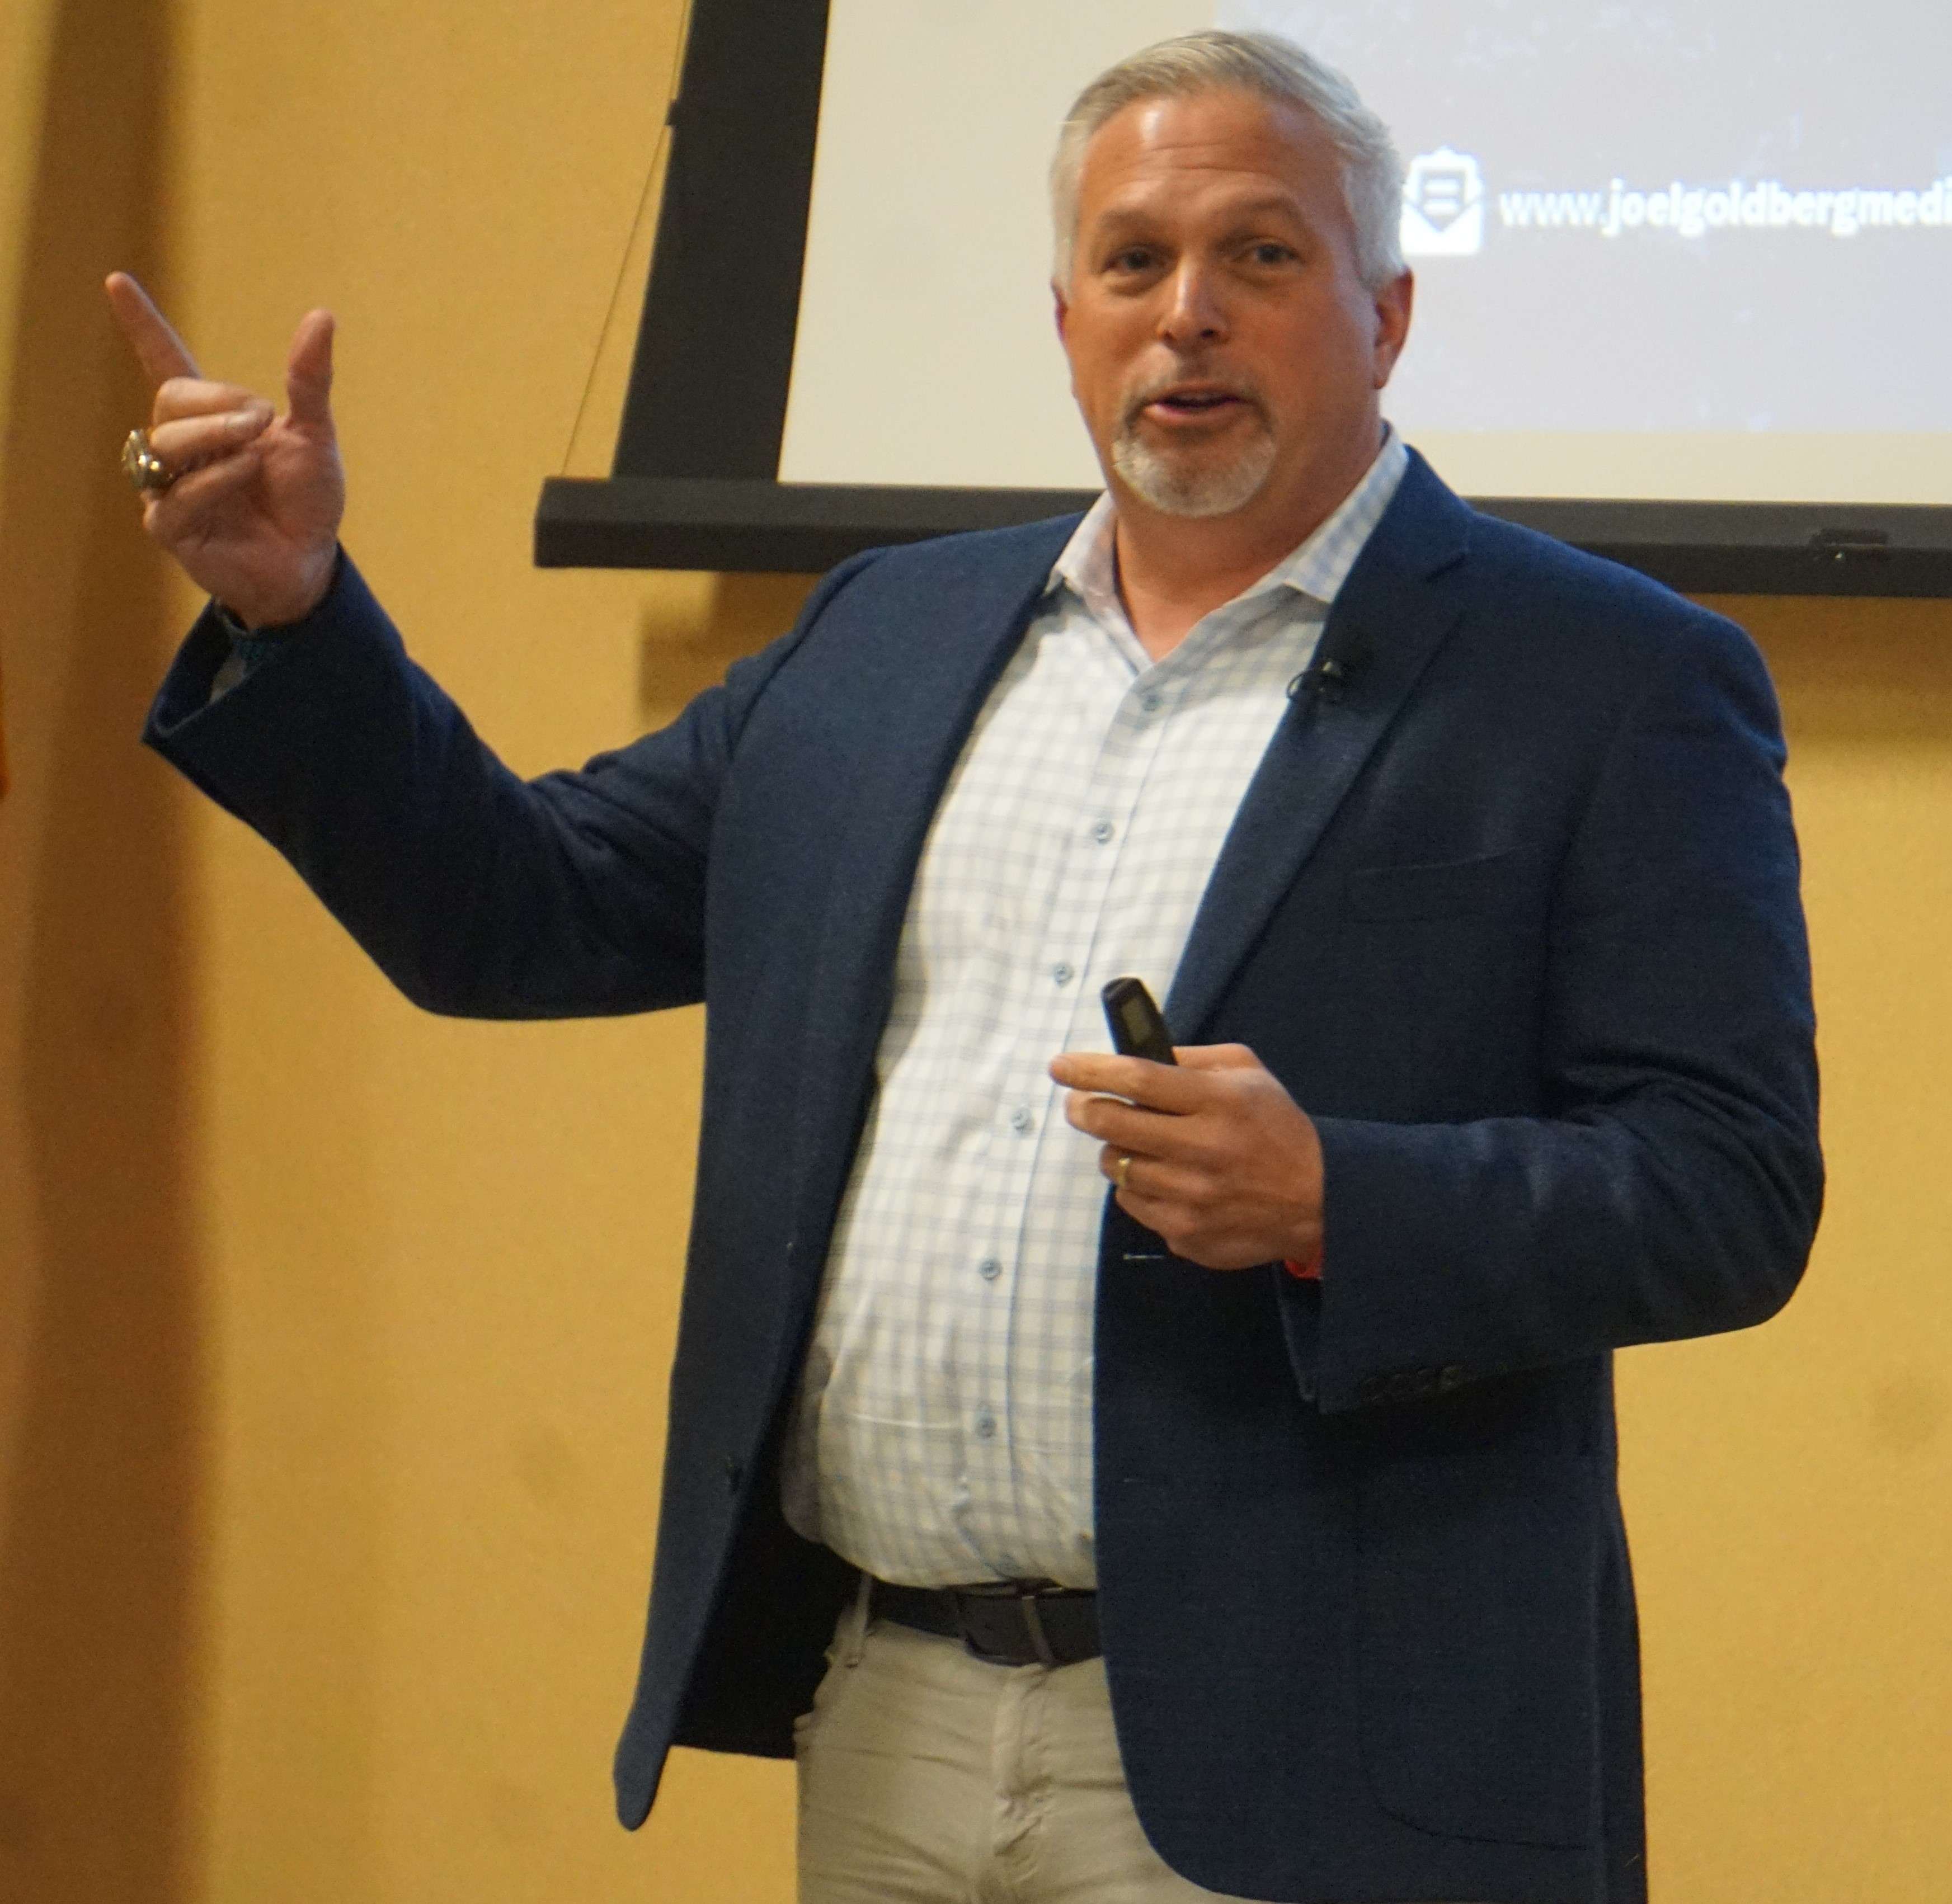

{"left": 1371, "top": 268, "right": 1414, "bottom": 388}
{"left": 1052, "top": 281, "right": 1070, "bottom": 345}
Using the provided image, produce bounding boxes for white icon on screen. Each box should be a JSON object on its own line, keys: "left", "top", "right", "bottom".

{"left": 1401, "top": 148, "right": 1484, "bottom": 256}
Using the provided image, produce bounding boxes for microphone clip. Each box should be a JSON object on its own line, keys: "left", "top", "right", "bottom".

{"left": 1288, "top": 656, "right": 1350, "bottom": 705}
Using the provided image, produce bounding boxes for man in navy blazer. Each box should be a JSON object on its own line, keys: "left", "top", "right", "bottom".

{"left": 114, "top": 27, "right": 1818, "bottom": 1904}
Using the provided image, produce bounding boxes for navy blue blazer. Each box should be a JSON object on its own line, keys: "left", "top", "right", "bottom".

{"left": 147, "top": 453, "right": 1820, "bottom": 1904}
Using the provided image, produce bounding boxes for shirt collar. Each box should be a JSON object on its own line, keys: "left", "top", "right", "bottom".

{"left": 1046, "top": 425, "right": 1409, "bottom": 625}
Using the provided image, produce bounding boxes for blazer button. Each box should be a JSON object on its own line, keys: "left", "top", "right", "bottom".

{"left": 722, "top": 1454, "right": 744, "bottom": 1493}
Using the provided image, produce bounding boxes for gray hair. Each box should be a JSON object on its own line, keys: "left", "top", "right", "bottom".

{"left": 1050, "top": 30, "right": 1406, "bottom": 292}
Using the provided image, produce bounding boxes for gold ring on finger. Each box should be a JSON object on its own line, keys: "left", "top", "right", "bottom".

{"left": 121, "top": 427, "right": 175, "bottom": 493}
{"left": 1113, "top": 1153, "right": 1133, "bottom": 1190}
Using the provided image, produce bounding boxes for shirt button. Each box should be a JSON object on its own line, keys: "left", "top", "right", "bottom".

{"left": 974, "top": 1409, "right": 996, "bottom": 1440}
{"left": 1009, "top": 1105, "right": 1033, "bottom": 1134}
{"left": 1051, "top": 962, "right": 1074, "bottom": 987}
{"left": 1092, "top": 819, "right": 1115, "bottom": 845}
{"left": 1141, "top": 691, "right": 1163, "bottom": 713}
{"left": 978, "top": 1256, "right": 1002, "bottom": 1281}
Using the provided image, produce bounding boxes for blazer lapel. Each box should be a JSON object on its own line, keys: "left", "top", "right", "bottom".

{"left": 1165, "top": 457, "right": 1475, "bottom": 1041}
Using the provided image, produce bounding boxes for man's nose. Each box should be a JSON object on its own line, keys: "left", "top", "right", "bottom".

{"left": 1159, "top": 261, "right": 1229, "bottom": 347}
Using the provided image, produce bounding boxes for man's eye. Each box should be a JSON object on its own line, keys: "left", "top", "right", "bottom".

{"left": 1107, "top": 248, "right": 1158, "bottom": 274}
{"left": 1247, "top": 242, "right": 1297, "bottom": 266}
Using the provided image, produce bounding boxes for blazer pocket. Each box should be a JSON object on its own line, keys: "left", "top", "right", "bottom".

{"left": 1343, "top": 847, "right": 1530, "bottom": 922}
{"left": 1356, "top": 1450, "right": 1602, "bottom": 1848}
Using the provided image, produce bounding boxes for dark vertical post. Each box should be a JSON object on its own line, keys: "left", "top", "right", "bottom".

{"left": 613, "top": 0, "right": 833, "bottom": 480}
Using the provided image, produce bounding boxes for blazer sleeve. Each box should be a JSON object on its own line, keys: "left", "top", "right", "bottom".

{"left": 1304, "top": 606, "right": 1823, "bottom": 1413}
{"left": 142, "top": 548, "right": 878, "bottom": 1019}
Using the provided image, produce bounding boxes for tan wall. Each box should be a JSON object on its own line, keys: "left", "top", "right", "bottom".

{"left": 0, "top": 2, "right": 1946, "bottom": 1899}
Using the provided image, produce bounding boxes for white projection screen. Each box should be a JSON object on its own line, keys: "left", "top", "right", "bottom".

{"left": 536, "top": 0, "right": 1952, "bottom": 590}
{"left": 785, "top": 0, "right": 1951, "bottom": 502}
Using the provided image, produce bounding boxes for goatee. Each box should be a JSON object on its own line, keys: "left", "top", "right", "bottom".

{"left": 1108, "top": 375, "right": 1277, "bottom": 516}
{"left": 1111, "top": 424, "right": 1277, "bottom": 517}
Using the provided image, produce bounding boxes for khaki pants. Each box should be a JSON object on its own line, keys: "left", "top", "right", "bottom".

{"left": 793, "top": 1582, "right": 1265, "bottom": 1904}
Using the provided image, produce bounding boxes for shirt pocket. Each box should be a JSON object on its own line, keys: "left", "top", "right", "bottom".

{"left": 1343, "top": 846, "right": 1532, "bottom": 923}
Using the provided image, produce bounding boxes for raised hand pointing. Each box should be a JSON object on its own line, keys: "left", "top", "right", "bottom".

{"left": 105, "top": 272, "right": 346, "bottom": 629}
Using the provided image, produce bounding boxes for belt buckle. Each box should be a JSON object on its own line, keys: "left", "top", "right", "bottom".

{"left": 954, "top": 1581, "right": 1060, "bottom": 1669}
{"left": 1015, "top": 1590, "right": 1059, "bottom": 1669}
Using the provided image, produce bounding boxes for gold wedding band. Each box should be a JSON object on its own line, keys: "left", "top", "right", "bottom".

{"left": 1113, "top": 1153, "right": 1133, "bottom": 1190}
{"left": 121, "top": 427, "right": 174, "bottom": 493}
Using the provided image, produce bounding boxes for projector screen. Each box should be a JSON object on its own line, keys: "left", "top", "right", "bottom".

{"left": 535, "top": 0, "right": 1952, "bottom": 588}
{"left": 779, "top": 0, "right": 1952, "bottom": 505}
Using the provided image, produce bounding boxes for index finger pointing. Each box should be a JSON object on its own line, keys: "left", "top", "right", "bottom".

{"left": 104, "top": 272, "right": 200, "bottom": 385}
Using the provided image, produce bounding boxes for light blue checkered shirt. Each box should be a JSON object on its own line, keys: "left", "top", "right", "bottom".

{"left": 782, "top": 431, "right": 1409, "bottom": 1588}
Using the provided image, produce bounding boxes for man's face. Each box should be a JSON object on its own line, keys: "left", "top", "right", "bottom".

{"left": 1055, "top": 87, "right": 1411, "bottom": 527}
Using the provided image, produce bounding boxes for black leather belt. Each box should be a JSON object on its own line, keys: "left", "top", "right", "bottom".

{"left": 869, "top": 1576, "right": 1101, "bottom": 1667}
